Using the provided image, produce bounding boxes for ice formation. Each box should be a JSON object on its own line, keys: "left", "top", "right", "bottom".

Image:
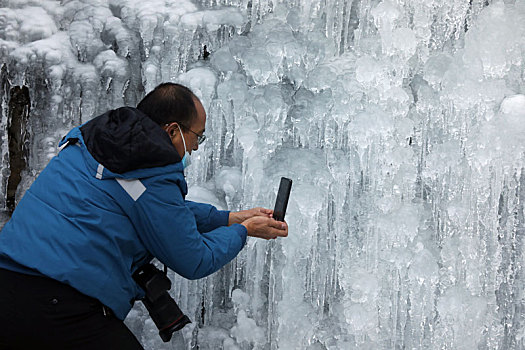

{"left": 1, "top": 0, "right": 525, "bottom": 349}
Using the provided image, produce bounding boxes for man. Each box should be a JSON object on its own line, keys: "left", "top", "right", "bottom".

{"left": 0, "top": 83, "right": 288, "bottom": 349}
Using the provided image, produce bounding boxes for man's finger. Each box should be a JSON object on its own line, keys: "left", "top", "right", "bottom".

{"left": 256, "top": 211, "right": 271, "bottom": 217}
{"left": 259, "top": 208, "right": 273, "bottom": 217}
{"left": 269, "top": 227, "right": 288, "bottom": 237}
{"left": 268, "top": 219, "right": 286, "bottom": 230}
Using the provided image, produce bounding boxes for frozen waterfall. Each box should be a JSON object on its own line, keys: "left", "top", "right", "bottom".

{"left": 1, "top": 0, "right": 525, "bottom": 349}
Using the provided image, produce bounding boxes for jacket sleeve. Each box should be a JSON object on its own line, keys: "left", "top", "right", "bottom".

{"left": 184, "top": 200, "right": 229, "bottom": 233}
{"left": 130, "top": 178, "right": 247, "bottom": 280}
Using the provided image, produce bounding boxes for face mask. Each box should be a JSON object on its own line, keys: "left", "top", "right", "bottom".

{"left": 178, "top": 125, "right": 191, "bottom": 169}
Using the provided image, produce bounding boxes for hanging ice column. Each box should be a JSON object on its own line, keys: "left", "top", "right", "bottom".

{"left": 1, "top": 0, "right": 525, "bottom": 349}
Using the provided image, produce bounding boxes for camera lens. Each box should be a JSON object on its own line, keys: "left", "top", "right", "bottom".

{"left": 159, "top": 314, "right": 191, "bottom": 342}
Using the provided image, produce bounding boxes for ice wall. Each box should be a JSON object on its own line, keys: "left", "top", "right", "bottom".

{"left": 1, "top": 0, "right": 525, "bottom": 349}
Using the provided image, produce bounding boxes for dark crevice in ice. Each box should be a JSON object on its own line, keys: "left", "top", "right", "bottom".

{"left": 6, "top": 85, "right": 30, "bottom": 214}
{"left": 464, "top": 0, "right": 475, "bottom": 33}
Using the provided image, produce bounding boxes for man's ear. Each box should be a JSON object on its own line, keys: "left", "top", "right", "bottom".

{"left": 164, "top": 122, "right": 178, "bottom": 137}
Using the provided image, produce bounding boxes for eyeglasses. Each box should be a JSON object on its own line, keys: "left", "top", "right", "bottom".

{"left": 183, "top": 125, "right": 206, "bottom": 145}
{"left": 166, "top": 122, "right": 206, "bottom": 145}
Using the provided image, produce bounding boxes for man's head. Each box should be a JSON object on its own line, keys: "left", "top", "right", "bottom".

{"left": 137, "top": 83, "right": 206, "bottom": 157}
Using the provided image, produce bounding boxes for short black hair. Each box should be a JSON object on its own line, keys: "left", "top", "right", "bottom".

{"left": 137, "top": 83, "right": 197, "bottom": 127}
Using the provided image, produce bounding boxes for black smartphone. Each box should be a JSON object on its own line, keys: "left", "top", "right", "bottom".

{"left": 273, "top": 177, "right": 292, "bottom": 222}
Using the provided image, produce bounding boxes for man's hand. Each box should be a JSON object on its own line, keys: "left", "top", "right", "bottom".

{"left": 241, "top": 216, "right": 288, "bottom": 240}
{"left": 229, "top": 207, "right": 273, "bottom": 225}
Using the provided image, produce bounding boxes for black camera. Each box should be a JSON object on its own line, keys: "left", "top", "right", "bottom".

{"left": 133, "top": 263, "right": 191, "bottom": 342}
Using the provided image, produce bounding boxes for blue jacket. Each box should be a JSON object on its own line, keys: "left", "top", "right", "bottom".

{"left": 0, "top": 107, "right": 247, "bottom": 320}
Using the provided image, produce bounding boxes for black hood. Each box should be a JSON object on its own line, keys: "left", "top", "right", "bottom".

{"left": 80, "top": 107, "right": 181, "bottom": 174}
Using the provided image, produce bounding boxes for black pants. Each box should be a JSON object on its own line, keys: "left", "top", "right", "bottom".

{"left": 0, "top": 268, "right": 143, "bottom": 349}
